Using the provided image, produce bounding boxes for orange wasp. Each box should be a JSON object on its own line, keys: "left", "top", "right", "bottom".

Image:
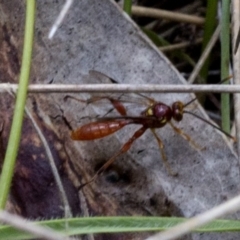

{"left": 67, "top": 71, "right": 235, "bottom": 186}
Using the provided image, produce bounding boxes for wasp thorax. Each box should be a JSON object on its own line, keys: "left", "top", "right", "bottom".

{"left": 172, "top": 101, "right": 184, "bottom": 121}
{"left": 152, "top": 103, "right": 172, "bottom": 123}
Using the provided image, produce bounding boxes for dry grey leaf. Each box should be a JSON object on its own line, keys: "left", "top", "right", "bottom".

{"left": 0, "top": 0, "right": 240, "bottom": 239}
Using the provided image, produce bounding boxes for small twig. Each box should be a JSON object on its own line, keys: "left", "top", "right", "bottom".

{"left": 0, "top": 211, "right": 69, "bottom": 240}
{"left": 132, "top": 6, "right": 205, "bottom": 25}
{"left": 188, "top": 24, "right": 220, "bottom": 84}
{"left": 5, "top": 87, "right": 72, "bottom": 221}
{"left": 1, "top": 83, "right": 240, "bottom": 93}
{"left": 48, "top": 0, "right": 73, "bottom": 39}
{"left": 24, "top": 106, "right": 72, "bottom": 219}
{"left": 232, "top": 0, "right": 240, "bottom": 173}
{"left": 159, "top": 38, "right": 202, "bottom": 52}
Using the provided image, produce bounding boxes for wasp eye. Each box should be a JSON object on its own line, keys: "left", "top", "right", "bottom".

{"left": 172, "top": 102, "right": 184, "bottom": 121}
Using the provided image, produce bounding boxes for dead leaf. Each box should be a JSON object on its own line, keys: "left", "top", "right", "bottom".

{"left": 0, "top": 0, "right": 239, "bottom": 239}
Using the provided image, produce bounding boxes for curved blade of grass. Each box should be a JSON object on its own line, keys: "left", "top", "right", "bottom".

{"left": 1, "top": 217, "right": 240, "bottom": 239}
{"left": 0, "top": 0, "right": 36, "bottom": 209}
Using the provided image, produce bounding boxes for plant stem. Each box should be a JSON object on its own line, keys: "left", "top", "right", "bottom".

{"left": 0, "top": 0, "right": 36, "bottom": 209}
{"left": 123, "top": 0, "right": 132, "bottom": 16}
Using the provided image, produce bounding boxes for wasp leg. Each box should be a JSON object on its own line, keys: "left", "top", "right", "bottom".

{"left": 80, "top": 126, "right": 147, "bottom": 188}
{"left": 169, "top": 122, "right": 202, "bottom": 150}
{"left": 151, "top": 129, "right": 177, "bottom": 176}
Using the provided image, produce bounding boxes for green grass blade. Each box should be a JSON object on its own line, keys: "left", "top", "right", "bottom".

{"left": 123, "top": 0, "right": 132, "bottom": 16}
{"left": 199, "top": 0, "right": 218, "bottom": 82}
{"left": 1, "top": 217, "right": 240, "bottom": 239}
{"left": 220, "top": 0, "right": 230, "bottom": 133}
{"left": 0, "top": 0, "right": 36, "bottom": 209}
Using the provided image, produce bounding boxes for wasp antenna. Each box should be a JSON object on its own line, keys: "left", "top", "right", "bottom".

{"left": 183, "top": 98, "right": 198, "bottom": 108}
{"left": 184, "top": 110, "right": 236, "bottom": 142}
{"left": 219, "top": 75, "right": 232, "bottom": 84}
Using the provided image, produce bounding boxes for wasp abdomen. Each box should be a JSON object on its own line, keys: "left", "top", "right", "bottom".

{"left": 71, "top": 120, "right": 129, "bottom": 140}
